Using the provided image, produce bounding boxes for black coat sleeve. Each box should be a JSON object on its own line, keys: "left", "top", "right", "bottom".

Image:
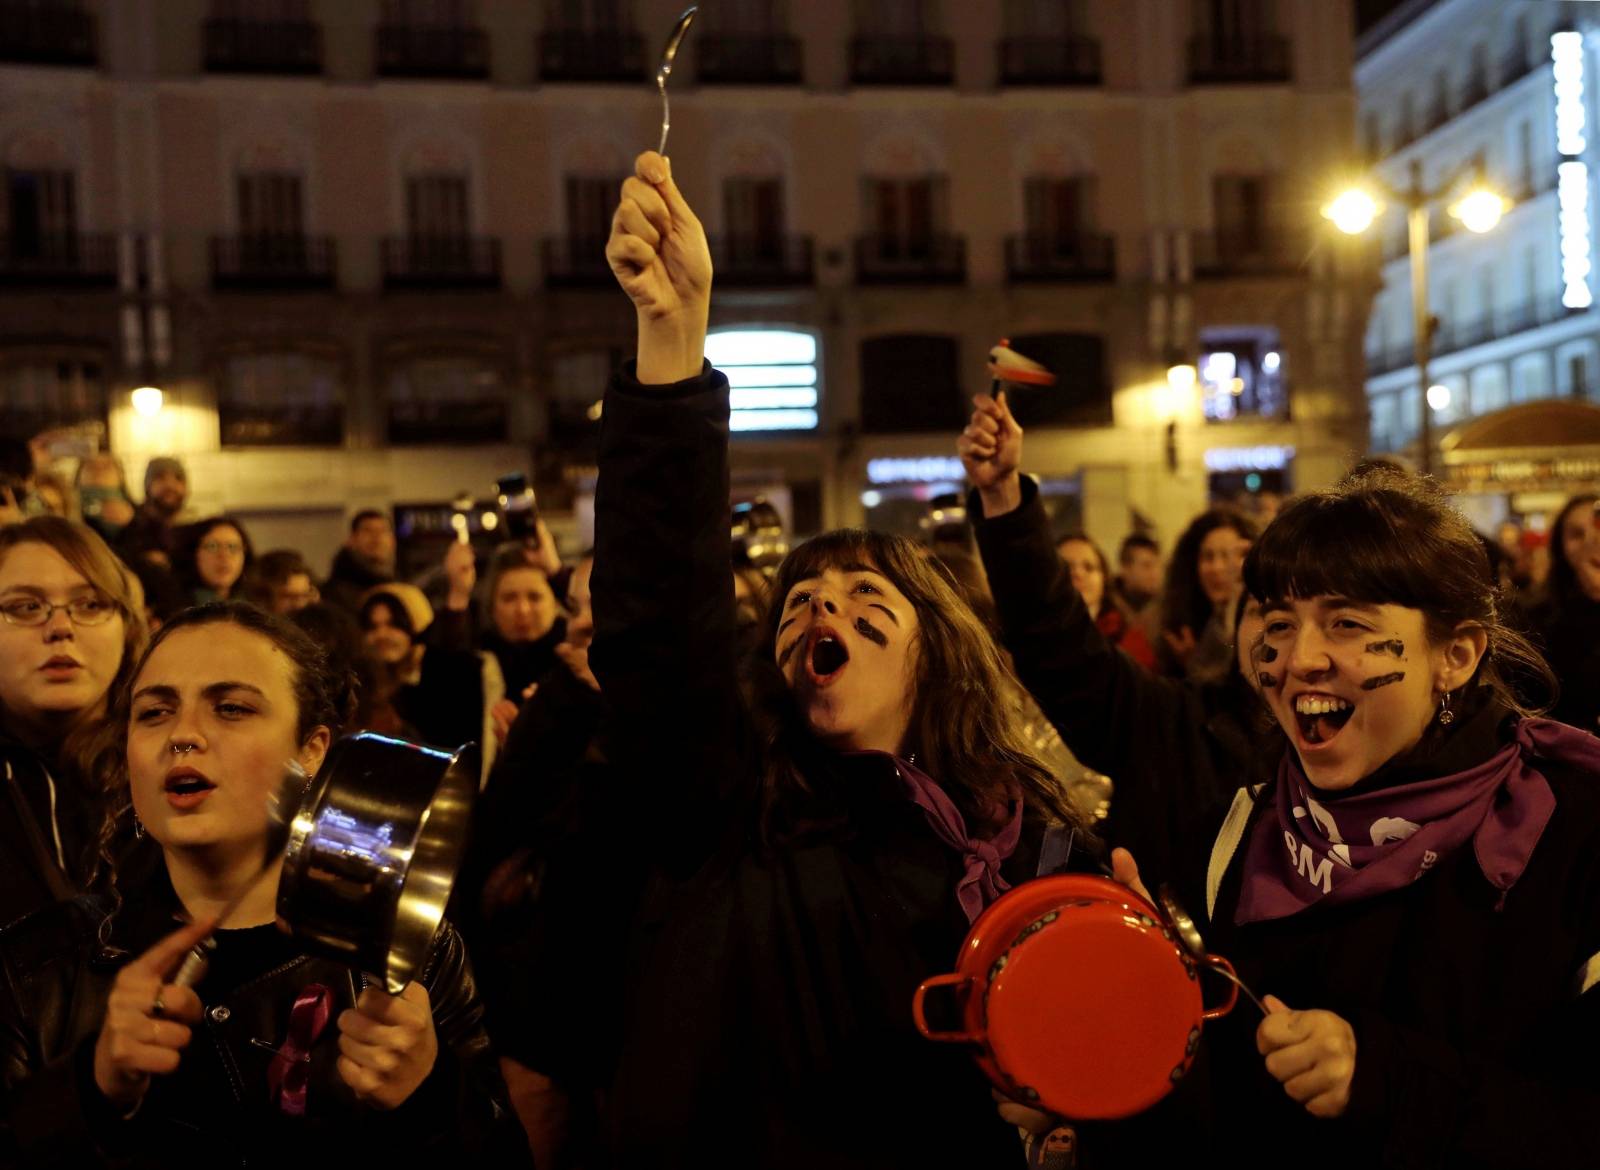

{"left": 589, "top": 362, "right": 748, "bottom": 875}
{"left": 972, "top": 476, "right": 1232, "bottom": 893}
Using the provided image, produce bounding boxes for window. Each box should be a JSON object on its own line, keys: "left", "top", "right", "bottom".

{"left": 219, "top": 350, "right": 343, "bottom": 445}
{"left": 1003, "top": 333, "right": 1111, "bottom": 427}
{"left": 548, "top": 0, "right": 630, "bottom": 32}
{"left": 4, "top": 168, "right": 77, "bottom": 256}
{"left": 548, "top": 346, "right": 622, "bottom": 449}
{"left": 1512, "top": 355, "right": 1550, "bottom": 403}
{"left": 723, "top": 176, "right": 785, "bottom": 260}
{"left": 387, "top": 353, "right": 507, "bottom": 444}
{"left": 0, "top": 358, "right": 105, "bottom": 437}
{"left": 859, "top": 335, "right": 961, "bottom": 434}
{"left": 866, "top": 176, "right": 946, "bottom": 253}
{"left": 1465, "top": 44, "right": 1489, "bottom": 104}
{"left": 710, "top": 0, "right": 781, "bottom": 35}
{"left": 565, "top": 175, "right": 617, "bottom": 244}
{"left": 212, "top": 0, "right": 311, "bottom": 17}
{"left": 1024, "top": 176, "right": 1096, "bottom": 239}
{"left": 238, "top": 171, "right": 304, "bottom": 236}
{"left": 1213, "top": 174, "right": 1271, "bottom": 251}
{"left": 406, "top": 173, "right": 470, "bottom": 238}
{"left": 1398, "top": 92, "right": 1416, "bottom": 147}
{"left": 1369, "top": 393, "right": 1398, "bottom": 452}
{"left": 706, "top": 329, "right": 819, "bottom": 432}
{"left": 1574, "top": 353, "right": 1591, "bottom": 399}
{"left": 381, "top": 0, "right": 473, "bottom": 24}
{"left": 1362, "top": 113, "right": 1381, "bottom": 161}
{"left": 1005, "top": 0, "right": 1089, "bottom": 36}
{"left": 856, "top": 0, "right": 932, "bottom": 37}
{"left": 1199, "top": 326, "right": 1286, "bottom": 422}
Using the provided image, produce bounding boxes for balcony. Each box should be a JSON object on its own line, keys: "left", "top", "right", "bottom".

{"left": 542, "top": 235, "right": 613, "bottom": 287}
{"left": 1005, "top": 232, "right": 1115, "bottom": 282}
{"left": 1191, "top": 229, "right": 1307, "bottom": 278}
{"left": 0, "top": 232, "right": 116, "bottom": 286}
{"left": 1186, "top": 34, "right": 1290, "bottom": 84}
{"left": 709, "top": 235, "right": 813, "bottom": 286}
{"left": 0, "top": 1, "right": 95, "bottom": 66}
{"left": 998, "top": 35, "right": 1101, "bottom": 86}
{"left": 1422, "top": 99, "right": 1449, "bottom": 134}
{"left": 696, "top": 34, "right": 802, "bottom": 84}
{"left": 381, "top": 236, "right": 501, "bottom": 289}
{"left": 1366, "top": 295, "right": 1576, "bottom": 376}
{"left": 850, "top": 36, "right": 954, "bottom": 86}
{"left": 203, "top": 19, "right": 321, "bottom": 74}
{"left": 854, "top": 233, "right": 966, "bottom": 284}
{"left": 1458, "top": 76, "right": 1489, "bottom": 114}
{"left": 211, "top": 235, "right": 336, "bottom": 290}
{"left": 220, "top": 404, "right": 343, "bottom": 447}
{"left": 376, "top": 23, "right": 489, "bottom": 79}
{"left": 537, "top": 29, "right": 645, "bottom": 82}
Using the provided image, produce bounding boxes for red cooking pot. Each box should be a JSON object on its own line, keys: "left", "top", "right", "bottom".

{"left": 911, "top": 873, "right": 1239, "bottom": 1120}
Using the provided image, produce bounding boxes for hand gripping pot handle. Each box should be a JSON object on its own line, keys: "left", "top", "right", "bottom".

{"left": 912, "top": 973, "right": 983, "bottom": 1044}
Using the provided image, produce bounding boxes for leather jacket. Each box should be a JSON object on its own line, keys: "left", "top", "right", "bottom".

{"left": 0, "top": 875, "right": 531, "bottom": 1168}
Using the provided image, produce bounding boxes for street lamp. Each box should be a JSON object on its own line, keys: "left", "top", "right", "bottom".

{"left": 1323, "top": 160, "right": 1508, "bottom": 477}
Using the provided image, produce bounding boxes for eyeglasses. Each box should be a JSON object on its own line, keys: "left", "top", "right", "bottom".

{"left": 0, "top": 596, "right": 119, "bottom": 627}
{"left": 200, "top": 540, "right": 244, "bottom": 556}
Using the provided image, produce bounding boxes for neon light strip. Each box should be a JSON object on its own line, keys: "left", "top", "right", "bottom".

{"left": 1554, "top": 32, "right": 1587, "bottom": 157}
{"left": 1560, "top": 161, "right": 1593, "bottom": 309}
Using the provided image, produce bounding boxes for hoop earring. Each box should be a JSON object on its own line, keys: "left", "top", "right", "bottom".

{"left": 1438, "top": 690, "right": 1455, "bottom": 726}
{"left": 133, "top": 813, "right": 145, "bottom": 839}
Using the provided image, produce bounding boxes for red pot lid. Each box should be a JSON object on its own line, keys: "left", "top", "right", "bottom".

{"left": 983, "top": 899, "right": 1205, "bottom": 1119}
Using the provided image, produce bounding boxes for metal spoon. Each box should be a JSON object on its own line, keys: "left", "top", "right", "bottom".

{"left": 170, "top": 760, "right": 312, "bottom": 989}
{"left": 1157, "top": 882, "right": 1271, "bottom": 1016}
{"left": 656, "top": 6, "right": 698, "bottom": 156}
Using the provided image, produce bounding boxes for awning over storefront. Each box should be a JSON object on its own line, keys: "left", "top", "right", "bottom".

{"left": 1439, "top": 400, "right": 1600, "bottom": 494}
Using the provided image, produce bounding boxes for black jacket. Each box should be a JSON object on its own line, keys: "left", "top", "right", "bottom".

{"left": 0, "top": 874, "right": 530, "bottom": 1168}
{"left": 977, "top": 477, "right": 1600, "bottom": 1169}
{"left": 1529, "top": 590, "right": 1600, "bottom": 734}
{"left": 590, "top": 365, "right": 1059, "bottom": 1168}
{"left": 0, "top": 736, "right": 105, "bottom": 930}
{"left": 972, "top": 476, "right": 1275, "bottom": 907}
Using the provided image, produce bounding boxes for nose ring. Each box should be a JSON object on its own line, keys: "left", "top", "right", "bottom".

{"left": 170, "top": 742, "right": 196, "bottom": 755}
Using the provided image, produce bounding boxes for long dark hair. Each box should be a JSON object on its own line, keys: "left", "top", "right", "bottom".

{"left": 1545, "top": 493, "right": 1599, "bottom": 606}
{"left": 1056, "top": 533, "right": 1111, "bottom": 620}
{"left": 1243, "top": 468, "right": 1555, "bottom": 717}
{"left": 1161, "top": 507, "right": 1258, "bottom": 636}
{"left": 754, "top": 529, "right": 1082, "bottom": 838}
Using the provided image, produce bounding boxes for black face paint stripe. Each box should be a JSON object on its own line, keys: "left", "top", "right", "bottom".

{"left": 777, "top": 637, "right": 802, "bottom": 668}
{"left": 867, "top": 602, "right": 899, "bottom": 625}
{"left": 1256, "top": 644, "right": 1278, "bottom": 663}
{"left": 1257, "top": 672, "right": 1280, "bottom": 689}
{"left": 1365, "top": 639, "right": 1405, "bottom": 659}
{"left": 1361, "top": 672, "right": 1406, "bottom": 691}
{"left": 854, "top": 616, "right": 888, "bottom": 648}
{"left": 777, "top": 617, "right": 796, "bottom": 637}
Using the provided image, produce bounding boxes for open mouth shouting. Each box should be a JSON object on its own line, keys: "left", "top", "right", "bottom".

{"left": 1292, "top": 692, "right": 1354, "bottom": 747}
{"left": 805, "top": 624, "right": 851, "bottom": 687}
{"left": 164, "top": 766, "right": 218, "bottom": 811}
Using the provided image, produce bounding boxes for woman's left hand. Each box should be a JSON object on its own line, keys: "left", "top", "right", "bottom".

{"left": 336, "top": 982, "right": 439, "bottom": 1108}
{"left": 1256, "top": 995, "right": 1356, "bottom": 1118}
{"left": 490, "top": 698, "right": 521, "bottom": 746}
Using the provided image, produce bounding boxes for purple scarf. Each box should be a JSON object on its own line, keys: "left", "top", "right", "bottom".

{"left": 854, "top": 753, "right": 1023, "bottom": 922}
{"left": 1234, "top": 718, "right": 1600, "bottom": 925}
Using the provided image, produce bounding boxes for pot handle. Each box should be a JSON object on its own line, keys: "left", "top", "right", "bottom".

{"left": 912, "top": 974, "right": 983, "bottom": 1043}
{"left": 1200, "top": 955, "right": 1241, "bottom": 1020}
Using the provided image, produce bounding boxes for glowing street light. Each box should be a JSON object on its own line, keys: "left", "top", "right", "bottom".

{"left": 1449, "top": 187, "right": 1508, "bottom": 234}
{"left": 131, "top": 386, "right": 164, "bottom": 416}
{"left": 1426, "top": 384, "right": 1452, "bottom": 411}
{"left": 1322, "top": 188, "right": 1382, "bottom": 236}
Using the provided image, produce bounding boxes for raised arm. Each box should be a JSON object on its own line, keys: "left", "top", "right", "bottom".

{"left": 961, "top": 391, "right": 1160, "bottom": 781}
{"left": 588, "top": 153, "right": 747, "bottom": 866}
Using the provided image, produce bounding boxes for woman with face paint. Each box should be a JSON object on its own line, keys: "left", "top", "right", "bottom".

{"left": 595, "top": 150, "right": 1112, "bottom": 1168}
{"left": 978, "top": 441, "right": 1600, "bottom": 1165}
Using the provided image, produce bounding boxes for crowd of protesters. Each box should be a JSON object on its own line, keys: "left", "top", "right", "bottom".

{"left": 0, "top": 149, "right": 1597, "bottom": 1167}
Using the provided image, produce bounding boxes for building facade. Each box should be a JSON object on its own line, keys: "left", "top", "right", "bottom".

{"left": 1, "top": 0, "right": 1368, "bottom": 565}
{"left": 1358, "top": 0, "right": 1600, "bottom": 527}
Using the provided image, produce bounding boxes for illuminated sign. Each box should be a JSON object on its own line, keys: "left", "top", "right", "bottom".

{"left": 1203, "top": 445, "right": 1295, "bottom": 473}
{"left": 866, "top": 456, "right": 967, "bottom": 484}
{"left": 705, "top": 330, "right": 820, "bottom": 432}
{"left": 1554, "top": 31, "right": 1593, "bottom": 309}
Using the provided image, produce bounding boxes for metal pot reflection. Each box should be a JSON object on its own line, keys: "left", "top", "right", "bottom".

{"left": 277, "top": 732, "right": 478, "bottom": 994}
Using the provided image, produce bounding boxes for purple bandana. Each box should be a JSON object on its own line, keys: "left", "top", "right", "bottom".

{"left": 1235, "top": 718, "right": 1600, "bottom": 925}
{"left": 853, "top": 752, "right": 1023, "bottom": 922}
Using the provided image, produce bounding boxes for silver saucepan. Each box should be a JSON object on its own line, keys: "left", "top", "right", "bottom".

{"left": 276, "top": 732, "right": 478, "bottom": 994}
